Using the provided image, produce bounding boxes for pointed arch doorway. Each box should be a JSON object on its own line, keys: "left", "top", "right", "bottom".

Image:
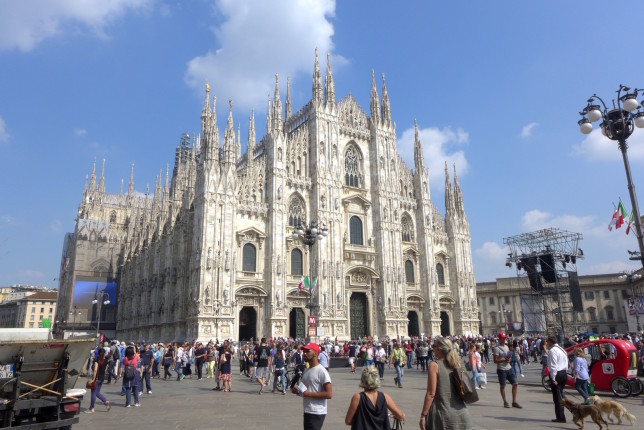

{"left": 239, "top": 307, "right": 257, "bottom": 341}
{"left": 289, "top": 308, "right": 306, "bottom": 339}
{"left": 440, "top": 311, "right": 450, "bottom": 337}
{"left": 407, "top": 311, "right": 420, "bottom": 337}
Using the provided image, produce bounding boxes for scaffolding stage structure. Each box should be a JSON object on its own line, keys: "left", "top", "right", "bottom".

{"left": 503, "top": 228, "right": 586, "bottom": 339}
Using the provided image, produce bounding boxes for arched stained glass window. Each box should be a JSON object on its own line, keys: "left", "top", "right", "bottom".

{"left": 291, "top": 248, "right": 303, "bottom": 276}
{"left": 405, "top": 260, "right": 414, "bottom": 283}
{"left": 436, "top": 263, "right": 445, "bottom": 285}
{"left": 345, "top": 146, "right": 361, "bottom": 187}
{"left": 242, "top": 243, "right": 256, "bottom": 272}
{"left": 349, "top": 216, "right": 363, "bottom": 245}
{"left": 401, "top": 214, "right": 414, "bottom": 242}
{"left": 288, "top": 195, "right": 305, "bottom": 227}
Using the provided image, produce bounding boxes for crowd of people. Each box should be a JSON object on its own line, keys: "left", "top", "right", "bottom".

{"left": 82, "top": 332, "right": 644, "bottom": 429}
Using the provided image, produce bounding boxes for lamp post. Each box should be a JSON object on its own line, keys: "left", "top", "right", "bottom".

{"left": 92, "top": 291, "right": 110, "bottom": 345}
{"left": 292, "top": 220, "right": 328, "bottom": 341}
{"left": 619, "top": 270, "right": 642, "bottom": 332}
{"left": 69, "top": 306, "right": 81, "bottom": 337}
{"left": 579, "top": 85, "right": 644, "bottom": 266}
{"left": 500, "top": 304, "right": 511, "bottom": 333}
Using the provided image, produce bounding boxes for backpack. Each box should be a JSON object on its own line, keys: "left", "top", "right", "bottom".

{"left": 112, "top": 347, "right": 120, "bottom": 362}
{"left": 124, "top": 363, "right": 136, "bottom": 379}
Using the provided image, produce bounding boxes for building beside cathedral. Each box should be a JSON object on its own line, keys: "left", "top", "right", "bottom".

{"left": 57, "top": 50, "right": 479, "bottom": 342}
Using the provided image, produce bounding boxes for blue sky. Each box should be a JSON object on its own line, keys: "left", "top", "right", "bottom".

{"left": 2, "top": 0, "right": 644, "bottom": 288}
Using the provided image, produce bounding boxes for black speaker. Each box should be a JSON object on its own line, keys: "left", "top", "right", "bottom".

{"left": 568, "top": 271, "right": 583, "bottom": 312}
{"left": 521, "top": 256, "right": 543, "bottom": 292}
{"left": 539, "top": 253, "right": 556, "bottom": 283}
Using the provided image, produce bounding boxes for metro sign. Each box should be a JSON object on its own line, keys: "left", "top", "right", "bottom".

{"left": 308, "top": 316, "right": 316, "bottom": 327}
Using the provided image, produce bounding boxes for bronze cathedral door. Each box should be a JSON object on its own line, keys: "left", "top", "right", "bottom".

{"left": 350, "top": 293, "right": 367, "bottom": 339}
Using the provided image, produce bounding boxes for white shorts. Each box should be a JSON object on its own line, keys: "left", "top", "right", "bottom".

{"left": 255, "top": 367, "right": 269, "bottom": 379}
{"left": 349, "top": 357, "right": 355, "bottom": 365}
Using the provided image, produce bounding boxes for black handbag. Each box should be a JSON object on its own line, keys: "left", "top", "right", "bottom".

{"left": 451, "top": 368, "right": 479, "bottom": 404}
{"left": 391, "top": 417, "right": 404, "bottom": 430}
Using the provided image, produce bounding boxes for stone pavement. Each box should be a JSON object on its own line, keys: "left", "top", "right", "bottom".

{"left": 75, "top": 360, "right": 644, "bottom": 430}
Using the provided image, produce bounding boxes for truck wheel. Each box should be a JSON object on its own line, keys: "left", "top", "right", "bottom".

{"left": 542, "top": 375, "right": 552, "bottom": 392}
{"left": 611, "top": 376, "right": 632, "bottom": 397}
{"left": 628, "top": 377, "right": 643, "bottom": 396}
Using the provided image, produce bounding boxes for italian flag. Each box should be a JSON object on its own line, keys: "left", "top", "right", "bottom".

{"left": 626, "top": 212, "right": 635, "bottom": 235}
{"left": 608, "top": 208, "right": 618, "bottom": 231}
{"left": 616, "top": 201, "right": 628, "bottom": 229}
{"left": 311, "top": 278, "right": 318, "bottom": 295}
{"left": 298, "top": 276, "right": 310, "bottom": 294}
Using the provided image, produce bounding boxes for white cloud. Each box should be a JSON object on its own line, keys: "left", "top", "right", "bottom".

{"left": 521, "top": 209, "right": 595, "bottom": 232}
{"left": 0, "top": 116, "right": 9, "bottom": 142}
{"left": 185, "top": 0, "right": 339, "bottom": 112}
{"left": 572, "top": 127, "right": 644, "bottom": 163}
{"left": 74, "top": 128, "right": 87, "bottom": 137}
{"left": 0, "top": 216, "right": 15, "bottom": 227}
{"left": 521, "top": 122, "right": 538, "bottom": 138}
{"left": 584, "top": 260, "right": 638, "bottom": 275}
{"left": 397, "top": 125, "right": 469, "bottom": 190}
{"left": 473, "top": 241, "right": 511, "bottom": 282}
{"left": 50, "top": 219, "right": 63, "bottom": 234}
{"left": 0, "top": 0, "right": 151, "bottom": 52}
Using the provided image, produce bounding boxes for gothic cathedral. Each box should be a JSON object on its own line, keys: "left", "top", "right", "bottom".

{"left": 58, "top": 50, "right": 479, "bottom": 342}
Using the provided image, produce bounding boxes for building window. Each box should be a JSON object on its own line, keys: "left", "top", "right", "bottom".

{"left": 584, "top": 291, "right": 595, "bottom": 300}
{"left": 401, "top": 214, "right": 414, "bottom": 242}
{"left": 345, "top": 146, "right": 361, "bottom": 187}
{"left": 591, "top": 326, "right": 598, "bottom": 333}
{"left": 489, "top": 297, "right": 495, "bottom": 305}
{"left": 436, "top": 263, "right": 445, "bottom": 285}
{"left": 490, "top": 313, "right": 497, "bottom": 324}
{"left": 110, "top": 211, "right": 117, "bottom": 223}
{"left": 242, "top": 243, "right": 257, "bottom": 272}
{"left": 288, "top": 195, "right": 305, "bottom": 228}
{"left": 39, "top": 315, "right": 43, "bottom": 320}
{"left": 609, "top": 326, "right": 616, "bottom": 333}
{"left": 605, "top": 307, "right": 614, "bottom": 321}
{"left": 622, "top": 290, "right": 629, "bottom": 299}
{"left": 38, "top": 322, "right": 43, "bottom": 328}
{"left": 30, "top": 315, "right": 34, "bottom": 321}
{"left": 405, "top": 260, "right": 414, "bottom": 283}
{"left": 506, "top": 311, "right": 513, "bottom": 322}
{"left": 603, "top": 290, "right": 610, "bottom": 299}
{"left": 588, "top": 307, "right": 597, "bottom": 322}
{"left": 40, "top": 307, "right": 44, "bottom": 313}
{"left": 31, "top": 307, "right": 35, "bottom": 313}
{"left": 349, "top": 216, "right": 363, "bottom": 245}
{"left": 504, "top": 296, "right": 510, "bottom": 304}
{"left": 291, "top": 248, "right": 303, "bottom": 276}
{"left": 29, "top": 322, "right": 34, "bottom": 328}
{"left": 49, "top": 308, "right": 53, "bottom": 313}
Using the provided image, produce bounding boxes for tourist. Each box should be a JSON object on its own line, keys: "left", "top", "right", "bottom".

{"left": 475, "top": 344, "right": 486, "bottom": 389}
{"left": 419, "top": 337, "right": 473, "bottom": 430}
{"left": 389, "top": 341, "right": 405, "bottom": 388}
{"left": 162, "top": 345, "right": 173, "bottom": 380}
{"left": 319, "top": 345, "right": 330, "bottom": 371}
{"left": 218, "top": 344, "right": 232, "bottom": 392}
{"left": 572, "top": 346, "right": 590, "bottom": 404}
{"left": 85, "top": 348, "right": 111, "bottom": 413}
{"left": 174, "top": 342, "right": 185, "bottom": 381}
{"left": 510, "top": 339, "right": 524, "bottom": 378}
{"left": 207, "top": 343, "right": 217, "bottom": 379}
{"left": 194, "top": 342, "right": 207, "bottom": 380}
{"left": 348, "top": 341, "right": 358, "bottom": 373}
{"left": 493, "top": 332, "right": 522, "bottom": 409}
{"left": 183, "top": 342, "right": 193, "bottom": 379}
{"left": 272, "top": 344, "right": 287, "bottom": 394}
{"left": 291, "top": 343, "right": 332, "bottom": 430}
{"left": 140, "top": 344, "right": 153, "bottom": 394}
{"left": 374, "top": 343, "right": 386, "bottom": 378}
{"left": 256, "top": 337, "right": 271, "bottom": 394}
{"left": 344, "top": 365, "right": 405, "bottom": 429}
{"left": 122, "top": 346, "right": 141, "bottom": 407}
{"left": 546, "top": 335, "right": 568, "bottom": 423}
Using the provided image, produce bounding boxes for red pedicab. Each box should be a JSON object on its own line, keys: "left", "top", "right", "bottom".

{"left": 542, "top": 338, "right": 642, "bottom": 397}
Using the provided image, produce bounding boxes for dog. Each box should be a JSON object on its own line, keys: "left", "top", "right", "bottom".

{"left": 561, "top": 398, "right": 609, "bottom": 430}
{"left": 590, "top": 395, "right": 636, "bottom": 425}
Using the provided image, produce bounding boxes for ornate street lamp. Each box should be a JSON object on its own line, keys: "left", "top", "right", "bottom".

{"left": 69, "top": 306, "right": 81, "bottom": 337}
{"left": 579, "top": 85, "right": 644, "bottom": 266}
{"left": 292, "top": 220, "right": 328, "bottom": 340}
{"left": 619, "top": 270, "right": 642, "bottom": 332}
{"left": 92, "top": 291, "right": 110, "bottom": 345}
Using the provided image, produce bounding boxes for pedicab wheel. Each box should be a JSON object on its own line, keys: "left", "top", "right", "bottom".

{"left": 610, "top": 376, "right": 632, "bottom": 398}
{"left": 542, "top": 375, "right": 552, "bottom": 392}
{"left": 628, "top": 377, "right": 643, "bottom": 396}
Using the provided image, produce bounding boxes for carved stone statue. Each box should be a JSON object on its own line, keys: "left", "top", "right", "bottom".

{"left": 337, "top": 292, "right": 342, "bottom": 305}
{"left": 223, "top": 287, "right": 229, "bottom": 305}
{"left": 276, "top": 289, "right": 282, "bottom": 307}
{"left": 343, "top": 231, "right": 348, "bottom": 243}
{"left": 205, "top": 286, "right": 211, "bottom": 305}
{"left": 225, "top": 251, "right": 230, "bottom": 271}
{"left": 276, "top": 255, "right": 282, "bottom": 276}
{"left": 277, "top": 185, "right": 282, "bottom": 200}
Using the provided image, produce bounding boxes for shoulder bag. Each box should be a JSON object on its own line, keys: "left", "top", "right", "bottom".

{"left": 451, "top": 368, "right": 479, "bottom": 404}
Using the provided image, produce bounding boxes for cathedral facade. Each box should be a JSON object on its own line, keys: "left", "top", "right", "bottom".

{"left": 58, "top": 51, "right": 479, "bottom": 342}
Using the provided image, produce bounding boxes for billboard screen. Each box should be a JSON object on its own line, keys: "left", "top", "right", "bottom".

{"left": 72, "top": 280, "right": 117, "bottom": 322}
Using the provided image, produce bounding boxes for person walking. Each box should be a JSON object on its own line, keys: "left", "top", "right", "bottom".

{"left": 194, "top": 342, "right": 207, "bottom": 380}
{"left": 344, "top": 365, "right": 405, "bottom": 429}
{"left": 140, "top": 344, "right": 154, "bottom": 394}
{"left": 174, "top": 342, "right": 185, "bottom": 381}
{"left": 419, "top": 337, "right": 473, "bottom": 430}
{"left": 374, "top": 343, "right": 386, "bottom": 379}
{"left": 122, "top": 346, "right": 141, "bottom": 407}
{"left": 207, "top": 343, "right": 217, "bottom": 379}
{"left": 85, "top": 348, "right": 111, "bottom": 413}
{"left": 162, "top": 345, "right": 173, "bottom": 380}
{"left": 572, "top": 347, "right": 590, "bottom": 404}
{"left": 510, "top": 339, "right": 524, "bottom": 378}
{"left": 389, "top": 341, "right": 405, "bottom": 388}
{"left": 546, "top": 335, "right": 569, "bottom": 423}
{"left": 291, "top": 343, "right": 332, "bottom": 430}
{"left": 493, "top": 332, "right": 522, "bottom": 409}
{"left": 256, "top": 338, "right": 271, "bottom": 394}
{"left": 218, "top": 344, "right": 233, "bottom": 392}
{"left": 272, "top": 344, "right": 287, "bottom": 394}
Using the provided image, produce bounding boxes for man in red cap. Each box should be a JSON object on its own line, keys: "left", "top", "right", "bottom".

{"left": 493, "top": 332, "right": 522, "bottom": 409}
{"left": 291, "top": 342, "right": 332, "bottom": 429}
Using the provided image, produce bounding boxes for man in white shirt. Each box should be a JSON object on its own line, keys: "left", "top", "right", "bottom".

{"left": 291, "top": 343, "right": 332, "bottom": 430}
{"left": 546, "top": 335, "right": 569, "bottom": 423}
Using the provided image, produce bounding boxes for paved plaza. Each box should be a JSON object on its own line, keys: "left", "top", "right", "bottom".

{"left": 75, "top": 360, "right": 644, "bottom": 430}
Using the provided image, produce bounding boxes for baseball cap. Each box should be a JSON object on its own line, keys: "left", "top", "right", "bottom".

{"left": 498, "top": 332, "right": 507, "bottom": 339}
{"left": 300, "top": 342, "right": 321, "bottom": 354}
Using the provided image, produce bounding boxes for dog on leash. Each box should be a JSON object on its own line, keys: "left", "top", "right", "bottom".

{"left": 560, "top": 398, "right": 609, "bottom": 430}
{"left": 590, "top": 395, "right": 636, "bottom": 425}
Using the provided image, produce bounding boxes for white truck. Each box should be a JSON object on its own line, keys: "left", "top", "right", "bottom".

{"left": 0, "top": 329, "right": 93, "bottom": 429}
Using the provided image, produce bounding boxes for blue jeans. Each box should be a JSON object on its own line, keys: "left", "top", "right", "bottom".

{"left": 395, "top": 364, "right": 404, "bottom": 385}
{"left": 142, "top": 365, "right": 151, "bottom": 391}
{"left": 575, "top": 378, "right": 589, "bottom": 401}
{"left": 273, "top": 369, "right": 286, "bottom": 391}
{"left": 125, "top": 384, "right": 139, "bottom": 406}
{"left": 89, "top": 380, "right": 107, "bottom": 409}
{"left": 472, "top": 367, "right": 479, "bottom": 388}
{"left": 365, "top": 359, "right": 374, "bottom": 366}
{"left": 406, "top": 354, "right": 413, "bottom": 369}
{"left": 511, "top": 358, "right": 523, "bottom": 376}
{"left": 376, "top": 361, "right": 385, "bottom": 378}
{"left": 175, "top": 362, "right": 183, "bottom": 380}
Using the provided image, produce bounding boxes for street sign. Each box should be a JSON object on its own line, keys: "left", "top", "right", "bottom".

{"left": 308, "top": 316, "right": 316, "bottom": 327}
{"left": 308, "top": 327, "right": 317, "bottom": 336}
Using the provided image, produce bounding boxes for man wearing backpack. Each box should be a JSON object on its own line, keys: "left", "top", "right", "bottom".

{"left": 107, "top": 341, "right": 120, "bottom": 384}
{"left": 256, "top": 338, "right": 272, "bottom": 394}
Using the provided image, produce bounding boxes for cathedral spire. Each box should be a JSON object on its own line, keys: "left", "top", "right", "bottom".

{"left": 120, "top": 178, "right": 124, "bottom": 197}
{"left": 236, "top": 122, "right": 241, "bottom": 160}
{"left": 89, "top": 157, "right": 97, "bottom": 193}
{"left": 202, "top": 82, "right": 211, "bottom": 119}
{"left": 413, "top": 119, "right": 424, "bottom": 170}
{"left": 127, "top": 163, "right": 134, "bottom": 200}
{"left": 247, "top": 110, "right": 256, "bottom": 165}
{"left": 453, "top": 163, "right": 465, "bottom": 215}
{"left": 285, "top": 76, "right": 292, "bottom": 122}
{"left": 370, "top": 70, "right": 380, "bottom": 126}
{"left": 325, "top": 52, "right": 335, "bottom": 108}
{"left": 445, "top": 161, "right": 454, "bottom": 214}
{"left": 223, "top": 99, "right": 236, "bottom": 164}
{"left": 312, "top": 47, "right": 323, "bottom": 105}
{"left": 381, "top": 73, "right": 392, "bottom": 128}
{"left": 98, "top": 158, "right": 106, "bottom": 194}
{"left": 272, "top": 73, "right": 283, "bottom": 133}
{"left": 266, "top": 93, "right": 272, "bottom": 135}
